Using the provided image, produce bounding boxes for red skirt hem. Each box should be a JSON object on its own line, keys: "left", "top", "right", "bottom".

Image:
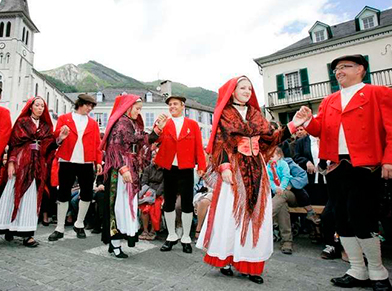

{"left": 204, "top": 254, "right": 265, "bottom": 276}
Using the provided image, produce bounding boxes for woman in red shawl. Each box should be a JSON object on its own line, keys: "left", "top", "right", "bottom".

{"left": 100, "top": 94, "right": 167, "bottom": 258}
{"left": 0, "top": 97, "right": 69, "bottom": 247}
{"left": 196, "top": 76, "right": 292, "bottom": 284}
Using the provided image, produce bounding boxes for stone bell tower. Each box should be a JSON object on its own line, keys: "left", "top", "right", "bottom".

{"left": 0, "top": 0, "right": 39, "bottom": 115}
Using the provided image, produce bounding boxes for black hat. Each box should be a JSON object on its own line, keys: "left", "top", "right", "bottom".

{"left": 78, "top": 93, "right": 97, "bottom": 105}
{"left": 165, "top": 95, "right": 186, "bottom": 105}
{"left": 331, "top": 54, "right": 368, "bottom": 71}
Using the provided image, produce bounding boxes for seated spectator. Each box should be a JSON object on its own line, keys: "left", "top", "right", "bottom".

{"left": 268, "top": 147, "right": 320, "bottom": 225}
{"left": 269, "top": 147, "right": 310, "bottom": 254}
{"left": 193, "top": 177, "right": 212, "bottom": 241}
{"left": 138, "top": 152, "right": 164, "bottom": 240}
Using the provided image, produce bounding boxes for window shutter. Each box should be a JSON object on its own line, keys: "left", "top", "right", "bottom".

{"left": 327, "top": 63, "right": 339, "bottom": 93}
{"left": 276, "top": 74, "right": 285, "bottom": 99}
{"left": 300, "top": 68, "right": 310, "bottom": 94}
{"left": 363, "top": 55, "right": 371, "bottom": 84}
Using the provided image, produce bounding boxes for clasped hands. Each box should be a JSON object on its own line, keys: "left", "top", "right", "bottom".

{"left": 292, "top": 106, "right": 313, "bottom": 127}
{"left": 155, "top": 114, "right": 169, "bottom": 131}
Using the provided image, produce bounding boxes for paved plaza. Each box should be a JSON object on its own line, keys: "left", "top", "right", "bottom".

{"left": 1, "top": 225, "right": 391, "bottom": 291}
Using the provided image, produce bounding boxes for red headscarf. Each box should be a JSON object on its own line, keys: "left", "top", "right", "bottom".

{"left": 206, "top": 76, "right": 260, "bottom": 154}
{"left": 18, "top": 96, "right": 53, "bottom": 131}
{"left": 100, "top": 94, "right": 143, "bottom": 151}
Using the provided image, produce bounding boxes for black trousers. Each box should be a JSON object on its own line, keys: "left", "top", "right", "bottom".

{"left": 291, "top": 188, "right": 311, "bottom": 207}
{"left": 58, "top": 162, "right": 95, "bottom": 202}
{"left": 327, "top": 159, "right": 382, "bottom": 239}
{"left": 163, "top": 166, "right": 194, "bottom": 213}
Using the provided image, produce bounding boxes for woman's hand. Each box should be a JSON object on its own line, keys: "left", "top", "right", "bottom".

{"left": 58, "top": 125, "right": 70, "bottom": 142}
{"left": 96, "top": 164, "right": 103, "bottom": 175}
{"left": 122, "top": 171, "right": 133, "bottom": 183}
{"left": 7, "top": 162, "right": 15, "bottom": 179}
{"left": 221, "top": 169, "right": 233, "bottom": 184}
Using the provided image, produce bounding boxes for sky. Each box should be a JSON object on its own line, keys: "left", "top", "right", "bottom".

{"left": 29, "top": 0, "right": 392, "bottom": 104}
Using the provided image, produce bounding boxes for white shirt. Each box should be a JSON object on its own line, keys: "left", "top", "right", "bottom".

{"left": 338, "top": 82, "right": 365, "bottom": 154}
{"left": 171, "top": 115, "right": 185, "bottom": 166}
{"left": 233, "top": 105, "right": 248, "bottom": 121}
{"left": 69, "top": 112, "right": 88, "bottom": 164}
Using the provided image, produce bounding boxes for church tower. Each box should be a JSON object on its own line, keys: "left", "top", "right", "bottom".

{"left": 0, "top": 0, "right": 39, "bottom": 113}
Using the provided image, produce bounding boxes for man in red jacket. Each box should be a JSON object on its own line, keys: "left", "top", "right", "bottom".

{"left": 154, "top": 95, "right": 206, "bottom": 254}
{"left": 293, "top": 55, "right": 392, "bottom": 291}
{"left": 49, "top": 94, "right": 103, "bottom": 242}
{"left": 0, "top": 88, "right": 12, "bottom": 164}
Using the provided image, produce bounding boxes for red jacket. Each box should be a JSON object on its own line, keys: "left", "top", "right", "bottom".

{"left": 306, "top": 84, "right": 392, "bottom": 167}
{"left": 55, "top": 113, "right": 102, "bottom": 165}
{"left": 0, "top": 106, "right": 11, "bottom": 157}
{"left": 155, "top": 117, "right": 206, "bottom": 171}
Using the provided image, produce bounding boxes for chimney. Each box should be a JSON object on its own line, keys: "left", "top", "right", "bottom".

{"left": 160, "top": 80, "right": 172, "bottom": 97}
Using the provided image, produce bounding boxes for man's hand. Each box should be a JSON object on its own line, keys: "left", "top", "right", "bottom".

{"left": 58, "top": 125, "right": 70, "bottom": 142}
{"left": 221, "top": 169, "right": 233, "bottom": 184}
{"left": 96, "top": 185, "right": 105, "bottom": 192}
{"left": 197, "top": 170, "right": 205, "bottom": 177}
{"left": 292, "top": 106, "right": 312, "bottom": 127}
{"left": 306, "top": 161, "right": 316, "bottom": 174}
{"left": 155, "top": 114, "right": 169, "bottom": 130}
{"left": 96, "top": 164, "right": 103, "bottom": 175}
{"left": 382, "top": 164, "right": 392, "bottom": 179}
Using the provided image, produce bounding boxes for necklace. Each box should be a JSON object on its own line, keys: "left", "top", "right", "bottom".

{"left": 31, "top": 114, "right": 39, "bottom": 120}
{"left": 232, "top": 101, "right": 246, "bottom": 107}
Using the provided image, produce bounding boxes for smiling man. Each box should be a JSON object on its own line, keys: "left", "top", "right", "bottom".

{"left": 292, "top": 54, "right": 392, "bottom": 291}
{"left": 154, "top": 95, "right": 206, "bottom": 254}
{"left": 49, "top": 94, "right": 103, "bottom": 242}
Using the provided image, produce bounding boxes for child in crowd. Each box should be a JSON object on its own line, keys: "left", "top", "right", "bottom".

{"left": 267, "top": 147, "right": 320, "bottom": 224}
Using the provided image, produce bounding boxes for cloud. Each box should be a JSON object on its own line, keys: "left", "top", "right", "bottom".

{"left": 29, "top": 0, "right": 358, "bottom": 105}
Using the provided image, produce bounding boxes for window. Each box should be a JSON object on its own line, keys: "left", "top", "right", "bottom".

{"left": 209, "top": 113, "right": 213, "bottom": 125}
{"left": 197, "top": 111, "right": 203, "bottom": 123}
{"left": 46, "top": 92, "right": 50, "bottom": 106}
{"left": 95, "top": 113, "right": 103, "bottom": 127}
{"left": 6, "top": 22, "right": 11, "bottom": 37}
{"left": 22, "top": 27, "right": 25, "bottom": 42}
{"left": 103, "top": 113, "right": 108, "bottom": 127}
{"left": 0, "top": 53, "right": 3, "bottom": 64}
{"left": 25, "top": 31, "right": 29, "bottom": 45}
{"left": 35, "top": 83, "right": 38, "bottom": 96}
{"left": 145, "top": 112, "right": 154, "bottom": 127}
{"left": 63, "top": 104, "right": 66, "bottom": 114}
{"left": 362, "top": 16, "right": 375, "bottom": 29}
{"left": 185, "top": 108, "right": 190, "bottom": 117}
{"left": 314, "top": 30, "right": 325, "bottom": 42}
{"left": 55, "top": 99, "right": 59, "bottom": 113}
{"left": 0, "top": 22, "right": 4, "bottom": 37}
{"left": 6, "top": 53, "right": 10, "bottom": 63}
{"left": 146, "top": 92, "right": 152, "bottom": 102}
{"left": 285, "top": 72, "right": 301, "bottom": 98}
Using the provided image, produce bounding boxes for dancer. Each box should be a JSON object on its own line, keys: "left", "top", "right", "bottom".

{"left": 0, "top": 97, "right": 68, "bottom": 246}
{"left": 100, "top": 94, "right": 167, "bottom": 258}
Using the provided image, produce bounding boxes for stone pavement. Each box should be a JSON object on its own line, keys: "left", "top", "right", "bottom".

{"left": 0, "top": 225, "right": 391, "bottom": 291}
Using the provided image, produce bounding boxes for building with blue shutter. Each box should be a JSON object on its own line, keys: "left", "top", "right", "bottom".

{"left": 254, "top": 6, "right": 392, "bottom": 124}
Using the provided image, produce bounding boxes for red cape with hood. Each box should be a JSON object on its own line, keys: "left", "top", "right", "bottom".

{"left": 203, "top": 76, "right": 282, "bottom": 248}
{"left": 0, "top": 97, "right": 56, "bottom": 221}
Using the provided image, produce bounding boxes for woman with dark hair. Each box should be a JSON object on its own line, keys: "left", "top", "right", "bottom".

{"left": 196, "top": 76, "right": 291, "bottom": 284}
{"left": 0, "top": 97, "right": 69, "bottom": 247}
{"left": 100, "top": 94, "right": 167, "bottom": 258}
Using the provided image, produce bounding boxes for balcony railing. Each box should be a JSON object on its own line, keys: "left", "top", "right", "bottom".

{"left": 267, "top": 68, "right": 392, "bottom": 108}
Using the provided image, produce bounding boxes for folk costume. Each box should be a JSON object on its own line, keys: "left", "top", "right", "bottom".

{"left": 0, "top": 105, "right": 12, "bottom": 181}
{"left": 49, "top": 94, "right": 102, "bottom": 241}
{"left": 155, "top": 96, "right": 206, "bottom": 253}
{"left": 196, "top": 76, "right": 283, "bottom": 277}
{"left": 304, "top": 78, "right": 392, "bottom": 289}
{"left": 0, "top": 97, "right": 56, "bottom": 242}
{"left": 100, "top": 94, "right": 159, "bottom": 256}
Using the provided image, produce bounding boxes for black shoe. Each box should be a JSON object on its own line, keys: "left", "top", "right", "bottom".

{"left": 108, "top": 242, "right": 128, "bottom": 258}
{"left": 371, "top": 279, "right": 392, "bottom": 291}
{"left": 4, "top": 232, "right": 14, "bottom": 242}
{"left": 331, "top": 274, "right": 370, "bottom": 288}
{"left": 91, "top": 227, "right": 102, "bottom": 234}
{"left": 73, "top": 226, "right": 86, "bottom": 239}
{"left": 220, "top": 267, "right": 233, "bottom": 276}
{"left": 23, "top": 237, "right": 39, "bottom": 248}
{"left": 160, "top": 240, "right": 178, "bottom": 252}
{"left": 181, "top": 243, "right": 192, "bottom": 254}
{"left": 48, "top": 231, "right": 64, "bottom": 241}
{"left": 249, "top": 275, "right": 264, "bottom": 284}
{"left": 42, "top": 221, "right": 50, "bottom": 227}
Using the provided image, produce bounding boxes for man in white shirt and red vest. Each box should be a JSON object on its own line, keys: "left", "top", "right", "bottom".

{"left": 292, "top": 54, "right": 392, "bottom": 291}
{"left": 154, "top": 95, "right": 206, "bottom": 254}
{"left": 49, "top": 94, "right": 103, "bottom": 241}
{"left": 0, "top": 87, "right": 12, "bottom": 164}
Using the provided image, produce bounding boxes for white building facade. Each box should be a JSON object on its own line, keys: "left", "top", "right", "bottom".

{"left": 254, "top": 6, "right": 392, "bottom": 124}
{"left": 0, "top": 0, "right": 73, "bottom": 123}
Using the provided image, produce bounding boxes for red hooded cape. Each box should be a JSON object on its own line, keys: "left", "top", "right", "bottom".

{"left": 1, "top": 97, "right": 56, "bottom": 221}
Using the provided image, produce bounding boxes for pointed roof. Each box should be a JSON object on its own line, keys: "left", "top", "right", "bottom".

{"left": 0, "top": 0, "right": 39, "bottom": 32}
